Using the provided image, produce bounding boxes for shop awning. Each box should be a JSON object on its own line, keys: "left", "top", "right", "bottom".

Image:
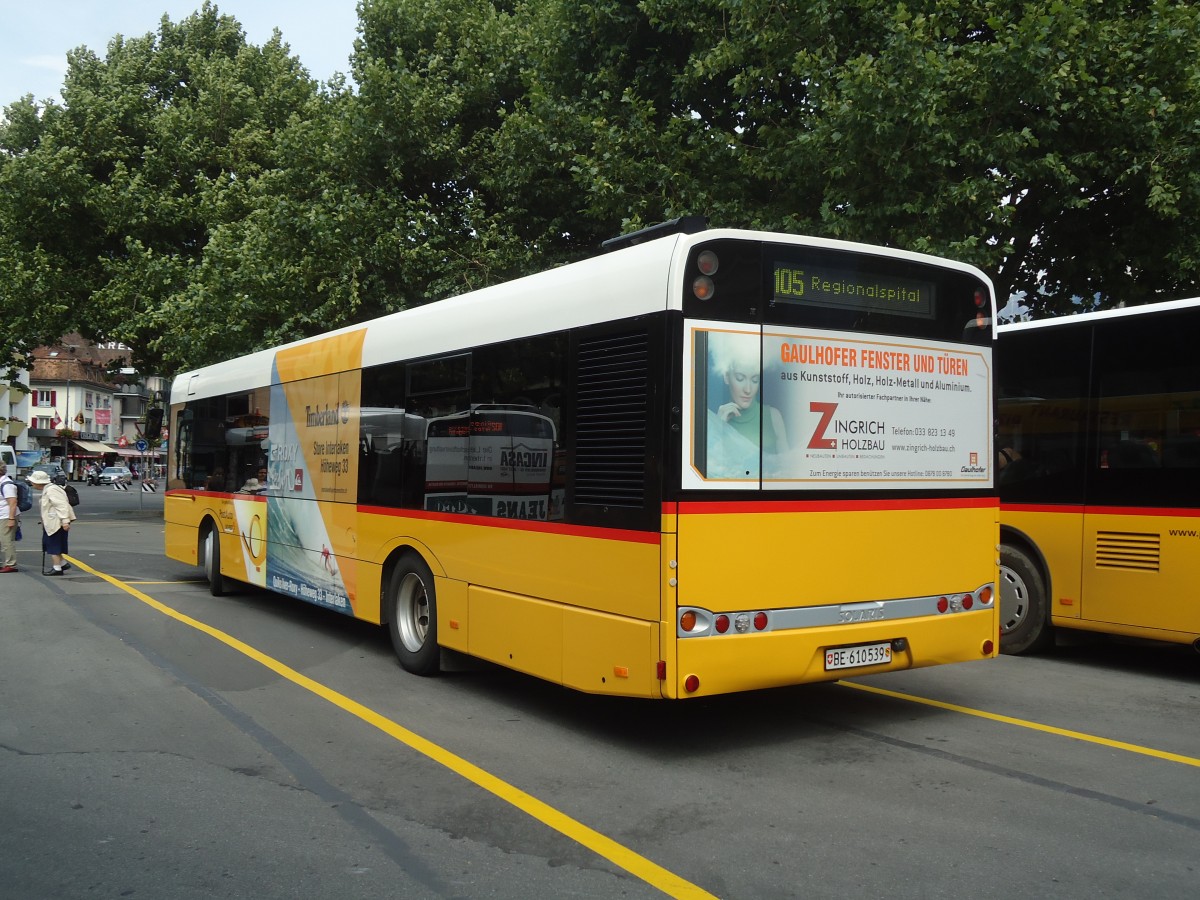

{"left": 113, "top": 447, "right": 163, "bottom": 457}
{"left": 71, "top": 440, "right": 116, "bottom": 454}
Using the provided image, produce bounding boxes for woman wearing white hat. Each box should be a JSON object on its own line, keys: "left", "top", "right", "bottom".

{"left": 28, "top": 470, "right": 75, "bottom": 576}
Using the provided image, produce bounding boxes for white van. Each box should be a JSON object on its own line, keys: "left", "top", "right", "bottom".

{"left": 0, "top": 445, "right": 16, "bottom": 473}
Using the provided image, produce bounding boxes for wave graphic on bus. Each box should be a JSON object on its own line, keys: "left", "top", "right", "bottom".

{"left": 265, "top": 491, "right": 352, "bottom": 613}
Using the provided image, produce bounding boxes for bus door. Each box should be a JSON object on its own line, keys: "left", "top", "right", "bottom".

{"left": 1082, "top": 319, "right": 1200, "bottom": 636}
{"left": 1082, "top": 451, "right": 1199, "bottom": 635}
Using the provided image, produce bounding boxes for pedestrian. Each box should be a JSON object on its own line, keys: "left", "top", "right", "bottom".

{"left": 0, "top": 463, "right": 20, "bottom": 573}
{"left": 28, "top": 470, "right": 75, "bottom": 576}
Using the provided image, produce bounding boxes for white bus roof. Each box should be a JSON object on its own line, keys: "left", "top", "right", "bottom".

{"left": 172, "top": 228, "right": 994, "bottom": 404}
{"left": 999, "top": 296, "right": 1200, "bottom": 334}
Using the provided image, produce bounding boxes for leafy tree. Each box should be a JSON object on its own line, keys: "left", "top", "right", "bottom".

{"left": 5, "top": 0, "right": 1200, "bottom": 384}
{"left": 0, "top": 2, "right": 322, "bottom": 375}
{"left": 500, "top": 0, "right": 1200, "bottom": 314}
{"left": 349, "top": 0, "right": 579, "bottom": 289}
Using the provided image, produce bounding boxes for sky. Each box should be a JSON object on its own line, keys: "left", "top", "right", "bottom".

{"left": 0, "top": 1, "right": 362, "bottom": 106}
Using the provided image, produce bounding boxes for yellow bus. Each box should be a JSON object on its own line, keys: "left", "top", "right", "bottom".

{"left": 165, "top": 220, "right": 999, "bottom": 698}
{"left": 998, "top": 298, "right": 1200, "bottom": 653}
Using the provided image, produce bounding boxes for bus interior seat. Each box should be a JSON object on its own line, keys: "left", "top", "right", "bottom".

{"left": 1105, "top": 440, "right": 1160, "bottom": 468}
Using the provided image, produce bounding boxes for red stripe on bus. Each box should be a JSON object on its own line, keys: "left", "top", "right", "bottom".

{"left": 672, "top": 497, "right": 997, "bottom": 515}
{"left": 1003, "top": 502, "right": 1200, "bottom": 518}
{"left": 357, "top": 505, "right": 661, "bottom": 544}
{"left": 169, "top": 489, "right": 263, "bottom": 501}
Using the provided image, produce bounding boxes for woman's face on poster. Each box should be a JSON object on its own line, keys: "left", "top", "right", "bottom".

{"left": 724, "top": 363, "right": 760, "bottom": 409}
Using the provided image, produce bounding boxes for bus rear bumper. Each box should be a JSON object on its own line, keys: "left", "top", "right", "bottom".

{"left": 669, "top": 610, "right": 997, "bottom": 698}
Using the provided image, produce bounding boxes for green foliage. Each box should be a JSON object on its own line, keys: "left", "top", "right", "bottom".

{"left": 516, "top": 0, "right": 1200, "bottom": 313}
{"left": 2, "top": 0, "right": 1199, "bottom": 383}
{"left": 0, "top": 3, "right": 321, "bottom": 374}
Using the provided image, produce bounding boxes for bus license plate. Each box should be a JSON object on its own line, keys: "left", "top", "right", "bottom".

{"left": 825, "top": 642, "right": 893, "bottom": 671}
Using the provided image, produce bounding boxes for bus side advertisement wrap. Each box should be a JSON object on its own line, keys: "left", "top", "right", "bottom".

{"left": 687, "top": 322, "right": 994, "bottom": 489}
{"left": 267, "top": 330, "right": 366, "bottom": 615}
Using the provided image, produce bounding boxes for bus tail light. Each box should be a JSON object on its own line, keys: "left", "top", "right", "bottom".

{"left": 753, "top": 612, "right": 768, "bottom": 631}
{"left": 977, "top": 585, "right": 994, "bottom": 605}
{"left": 692, "top": 276, "right": 715, "bottom": 301}
{"left": 684, "top": 674, "right": 701, "bottom": 693}
{"left": 680, "top": 610, "right": 698, "bottom": 632}
{"left": 715, "top": 614, "right": 730, "bottom": 634}
{"left": 937, "top": 596, "right": 949, "bottom": 613}
{"left": 697, "top": 250, "right": 719, "bottom": 275}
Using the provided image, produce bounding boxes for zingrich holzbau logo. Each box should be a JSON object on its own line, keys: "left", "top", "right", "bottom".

{"left": 807, "top": 402, "right": 838, "bottom": 449}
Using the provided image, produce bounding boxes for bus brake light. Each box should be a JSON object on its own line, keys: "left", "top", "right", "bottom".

{"left": 697, "top": 250, "right": 719, "bottom": 275}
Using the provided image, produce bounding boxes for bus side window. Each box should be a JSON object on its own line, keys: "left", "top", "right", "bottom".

{"left": 359, "top": 362, "right": 412, "bottom": 509}
{"left": 472, "top": 335, "right": 567, "bottom": 521}
{"left": 996, "top": 325, "right": 1090, "bottom": 504}
{"left": 1091, "top": 310, "right": 1200, "bottom": 505}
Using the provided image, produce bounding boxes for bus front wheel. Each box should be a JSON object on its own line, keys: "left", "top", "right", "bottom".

{"left": 202, "top": 524, "right": 227, "bottom": 597}
{"left": 387, "top": 553, "right": 439, "bottom": 676}
{"left": 999, "top": 544, "right": 1052, "bottom": 654}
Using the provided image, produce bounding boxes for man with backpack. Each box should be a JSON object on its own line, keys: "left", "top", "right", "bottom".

{"left": 0, "top": 462, "right": 23, "bottom": 573}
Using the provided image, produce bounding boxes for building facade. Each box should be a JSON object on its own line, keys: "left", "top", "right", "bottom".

{"left": 1, "top": 366, "right": 33, "bottom": 462}
{"left": 15, "top": 335, "right": 167, "bottom": 478}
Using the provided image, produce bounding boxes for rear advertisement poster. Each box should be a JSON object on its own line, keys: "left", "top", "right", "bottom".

{"left": 687, "top": 322, "right": 993, "bottom": 490}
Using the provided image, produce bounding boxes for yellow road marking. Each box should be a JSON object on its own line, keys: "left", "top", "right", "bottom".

{"left": 123, "top": 580, "right": 209, "bottom": 585}
{"left": 69, "top": 557, "right": 716, "bottom": 900}
{"left": 840, "top": 680, "right": 1200, "bottom": 768}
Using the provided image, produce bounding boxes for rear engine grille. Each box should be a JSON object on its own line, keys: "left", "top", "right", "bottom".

{"left": 574, "top": 331, "right": 649, "bottom": 507}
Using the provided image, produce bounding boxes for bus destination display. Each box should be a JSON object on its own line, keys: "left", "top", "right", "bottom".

{"left": 773, "top": 262, "right": 935, "bottom": 318}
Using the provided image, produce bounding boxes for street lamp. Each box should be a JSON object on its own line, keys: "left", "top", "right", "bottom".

{"left": 49, "top": 343, "right": 79, "bottom": 477}
{"left": 62, "top": 377, "right": 71, "bottom": 470}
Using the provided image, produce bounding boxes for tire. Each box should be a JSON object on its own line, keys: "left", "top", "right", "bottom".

{"left": 386, "top": 552, "right": 439, "bottom": 676}
{"left": 999, "top": 543, "right": 1053, "bottom": 654}
{"left": 202, "top": 523, "right": 227, "bottom": 597}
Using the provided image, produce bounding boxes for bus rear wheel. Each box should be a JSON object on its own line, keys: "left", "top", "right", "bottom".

{"left": 202, "top": 524, "right": 227, "bottom": 597}
{"left": 387, "top": 553, "right": 439, "bottom": 676}
{"left": 999, "top": 543, "right": 1052, "bottom": 654}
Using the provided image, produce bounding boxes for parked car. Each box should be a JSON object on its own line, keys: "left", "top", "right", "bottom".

{"left": 98, "top": 466, "right": 133, "bottom": 485}
{"left": 25, "top": 463, "right": 66, "bottom": 485}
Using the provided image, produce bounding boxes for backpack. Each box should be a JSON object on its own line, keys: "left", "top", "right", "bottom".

{"left": 4, "top": 476, "right": 32, "bottom": 513}
{"left": 51, "top": 472, "right": 79, "bottom": 507}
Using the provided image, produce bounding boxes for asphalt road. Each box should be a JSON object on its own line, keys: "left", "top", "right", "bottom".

{"left": 1, "top": 483, "right": 1198, "bottom": 899}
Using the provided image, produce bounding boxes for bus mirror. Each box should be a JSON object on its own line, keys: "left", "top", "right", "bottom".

{"left": 145, "top": 407, "right": 165, "bottom": 442}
